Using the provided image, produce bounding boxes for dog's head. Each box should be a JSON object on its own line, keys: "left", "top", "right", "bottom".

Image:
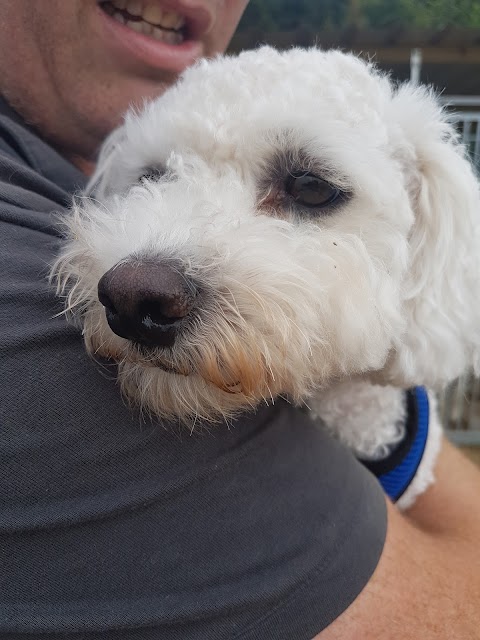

{"left": 54, "top": 46, "right": 480, "bottom": 422}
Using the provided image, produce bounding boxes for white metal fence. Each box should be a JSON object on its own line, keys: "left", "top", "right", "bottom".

{"left": 439, "top": 376, "right": 480, "bottom": 445}
{"left": 444, "top": 95, "right": 480, "bottom": 172}
{"left": 439, "top": 97, "right": 480, "bottom": 442}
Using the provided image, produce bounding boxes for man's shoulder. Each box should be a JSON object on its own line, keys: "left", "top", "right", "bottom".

{"left": 0, "top": 98, "right": 86, "bottom": 216}
{"left": 0, "top": 100, "right": 86, "bottom": 236}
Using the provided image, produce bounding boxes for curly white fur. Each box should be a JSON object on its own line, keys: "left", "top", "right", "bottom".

{"left": 309, "top": 380, "right": 407, "bottom": 460}
{"left": 52, "top": 47, "right": 480, "bottom": 504}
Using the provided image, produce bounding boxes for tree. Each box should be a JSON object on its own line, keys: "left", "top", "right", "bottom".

{"left": 236, "top": 0, "right": 480, "bottom": 32}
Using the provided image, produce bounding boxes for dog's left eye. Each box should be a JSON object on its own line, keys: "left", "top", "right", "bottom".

{"left": 285, "top": 172, "right": 340, "bottom": 208}
{"left": 138, "top": 166, "right": 165, "bottom": 182}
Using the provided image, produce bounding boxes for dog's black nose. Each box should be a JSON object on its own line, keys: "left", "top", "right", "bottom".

{"left": 97, "top": 261, "right": 197, "bottom": 347}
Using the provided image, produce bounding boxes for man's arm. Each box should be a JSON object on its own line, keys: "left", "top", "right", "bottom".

{"left": 316, "top": 439, "right": 480, "bottom": 639}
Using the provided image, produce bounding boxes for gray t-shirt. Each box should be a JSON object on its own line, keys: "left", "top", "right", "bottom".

{"left": 0, "top": 97, "right": 386, "bottom": 640}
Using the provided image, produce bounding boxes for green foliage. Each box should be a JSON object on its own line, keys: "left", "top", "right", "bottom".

{"left": 237, "top": 0, "right": 480, "bottom": 32}
{"left": 237, "top": 0, "right": 349, "bottom": 31}
{"left": 360, "top": 0, "right": 480, "bottom": 28}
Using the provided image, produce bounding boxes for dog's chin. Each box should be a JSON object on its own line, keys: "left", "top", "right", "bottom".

{"left": 89, "top": 328, "right": 246, "bottom": 397}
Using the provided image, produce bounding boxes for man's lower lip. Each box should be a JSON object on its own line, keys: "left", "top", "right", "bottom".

{"left": 97, "top": 4, "right": 203, "bottom": 74}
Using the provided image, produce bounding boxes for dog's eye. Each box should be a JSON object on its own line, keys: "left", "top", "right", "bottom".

{"left": 138, "top": 166, "right": 165, "bottom": 182}
{"left": 285, "top": 171, "right": 340, "bottom": 208}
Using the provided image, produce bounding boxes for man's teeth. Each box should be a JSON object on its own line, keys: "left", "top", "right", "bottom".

{"left": 103, "top": 0, "right": 186, "bottom": 43}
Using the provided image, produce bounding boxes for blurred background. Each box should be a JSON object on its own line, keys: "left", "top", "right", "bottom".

{"left": 232, "top": 0, "right": 480, "bottom": 460}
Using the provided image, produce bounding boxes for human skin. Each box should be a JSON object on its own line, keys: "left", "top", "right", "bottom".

{"left": 316, "top": 440, "right": 480, "bottom": 639}
{"left": 0, "top": 0, "right": 248, "bottom": 173}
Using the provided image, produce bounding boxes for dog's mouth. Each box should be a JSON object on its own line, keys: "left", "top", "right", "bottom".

{"left": 99, "top": 0, "right": 186, "bottom": 44}
{"left": 130, "top": 343, "right": 244, "bottom": 393}
{"left": 131, "top": 342, "right": 191, "bottom": 375}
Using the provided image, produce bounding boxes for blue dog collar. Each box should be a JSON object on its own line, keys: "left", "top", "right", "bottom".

{"left": 360, "top": 387, "right": 430, "bottom": 502}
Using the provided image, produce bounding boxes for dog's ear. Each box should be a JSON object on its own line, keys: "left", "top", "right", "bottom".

{"left": 385, "top": 85, "right": 480, "bottom": 387}
{"left": 86, "top": 125, "right": 128, "bottom": 200}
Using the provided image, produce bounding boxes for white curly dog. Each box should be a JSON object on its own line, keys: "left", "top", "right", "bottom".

{"left": 54, "top": 47, "right": 480, "bottom": 508}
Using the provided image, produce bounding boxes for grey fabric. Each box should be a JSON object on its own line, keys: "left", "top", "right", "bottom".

{"left": 0, "top": 96, "right": 387, "bottom": 639}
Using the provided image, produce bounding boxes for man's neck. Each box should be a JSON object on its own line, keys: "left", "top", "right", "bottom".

{"left": 67, "top": 152, "right": 95, "bottom": 177}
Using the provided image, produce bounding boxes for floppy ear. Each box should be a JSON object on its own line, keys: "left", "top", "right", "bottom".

{"left": 86, "top": 124, "right": 128, "bottom": 200}
{"left": 385, "top": 85, "right": 480, "bottom": 388}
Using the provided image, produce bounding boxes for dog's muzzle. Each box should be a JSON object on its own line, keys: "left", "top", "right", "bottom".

{"left": 97, "top": 260, "right": 197, "bottom": 348}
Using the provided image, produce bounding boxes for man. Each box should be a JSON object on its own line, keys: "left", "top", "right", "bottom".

{"left": 0, "top": 2, "right": 478, "bottom": 638}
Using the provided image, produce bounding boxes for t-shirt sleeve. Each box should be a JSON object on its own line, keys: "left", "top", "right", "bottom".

{"left": 0, "top": 131, "right": 387, "bottom": 640}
